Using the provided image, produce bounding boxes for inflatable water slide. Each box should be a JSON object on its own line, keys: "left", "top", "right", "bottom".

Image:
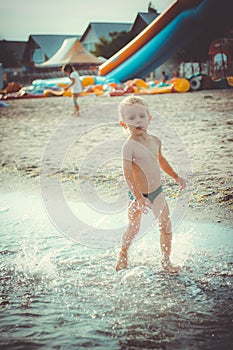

{"left": 96, "top": 0, "right": 227, "bottom": 83}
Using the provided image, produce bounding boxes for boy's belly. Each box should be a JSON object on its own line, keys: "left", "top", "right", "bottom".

{"left": 132, "top": 164, "right": 161, "bottom": 194}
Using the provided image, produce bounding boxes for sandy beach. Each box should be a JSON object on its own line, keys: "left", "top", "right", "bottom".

{"left": 1, "top": 89, "right": 233, "bottom": 350}
{"left": 1, "top": 89, "right": 232, "bottom": 225}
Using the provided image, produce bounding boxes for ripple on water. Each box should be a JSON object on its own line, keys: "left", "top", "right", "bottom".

{"left": 0, "top": 191, "right": 233, "bottom": 349}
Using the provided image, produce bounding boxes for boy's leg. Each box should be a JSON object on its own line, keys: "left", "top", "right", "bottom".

{"left": 73, "top": 94, "right": 79, "bottom": 114}
{"left": 116, "top": 200, "right": 142, "bottom": 271}
{"left": 152, "top": 194, "right": 179, "bottom": 273}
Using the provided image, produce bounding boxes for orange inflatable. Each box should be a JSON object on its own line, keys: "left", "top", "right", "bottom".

{"left": 81, "top": 76, "right": 95, "bottom": 87}
{"left": 138, "top": 85, "right": 173, "bottom": 95}
{"left": 227, "top": 76, "right": 233, "bottom": 87}
{"left": 172, "top": 78, "right": 190, "bottom": 92}
{"left": 133, "top": 79, "right": 148, "bottom": 89}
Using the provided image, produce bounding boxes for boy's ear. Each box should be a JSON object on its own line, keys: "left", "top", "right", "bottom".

{"left": 149, "top": 115, "right": 152, "bottom": 122}
{"left": 120, "top": 120, "right": 127, "bottom": 129}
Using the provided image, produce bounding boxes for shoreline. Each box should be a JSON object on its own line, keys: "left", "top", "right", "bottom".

{"left": 0, "top": 169, "right": 232, "bottom": 229}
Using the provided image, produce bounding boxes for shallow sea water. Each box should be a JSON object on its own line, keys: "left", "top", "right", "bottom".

{"left": 1, "top": 191, "right": 233, "bottom": 350}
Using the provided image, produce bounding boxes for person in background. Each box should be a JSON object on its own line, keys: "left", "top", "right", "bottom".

{"left": 161, "top": 71, "right": 169, "bottom": 83}
{"left": 62, "top": 64, "right": 82, "bottom": 116}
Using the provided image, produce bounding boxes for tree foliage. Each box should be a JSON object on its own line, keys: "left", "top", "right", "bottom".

{"left": 91, "top": 30, "right": 133, "bottom": 59}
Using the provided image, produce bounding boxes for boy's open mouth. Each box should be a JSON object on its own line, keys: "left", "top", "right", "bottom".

{"left": 136, "top": 126, "right": 143, "bottom": 130}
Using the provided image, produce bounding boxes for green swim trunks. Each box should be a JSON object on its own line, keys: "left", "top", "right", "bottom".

{"left": 128, "top": 185, "right": 163, "bottom": 203}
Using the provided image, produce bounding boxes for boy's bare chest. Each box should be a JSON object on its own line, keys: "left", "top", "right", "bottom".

{"left": 132, "top": 141, "right": 158, "bottom": 165}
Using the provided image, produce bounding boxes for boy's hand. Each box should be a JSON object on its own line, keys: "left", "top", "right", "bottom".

{"left": 138, "top": 196, "right": 152, "bottom": 214}
{"left": 176, "top": 176, "right": 186, "bottom": 190}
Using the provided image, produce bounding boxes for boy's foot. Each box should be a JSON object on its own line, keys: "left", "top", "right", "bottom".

{"left": 72, "top": 111, "right": 80, "bottom": 117}
{"left": 116, "top": 251, "right": 128, "bottom": 271}
{"left": 161, "top": 257, "right": 180, "bottom": 273}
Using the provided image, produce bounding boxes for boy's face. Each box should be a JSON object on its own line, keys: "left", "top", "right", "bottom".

{"left": 120, "top": 103, "right": 151, "bottom": 136}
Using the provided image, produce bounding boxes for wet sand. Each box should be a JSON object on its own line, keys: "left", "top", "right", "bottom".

{"left": 0, "top": 89, "right": 232, "bottom": 226}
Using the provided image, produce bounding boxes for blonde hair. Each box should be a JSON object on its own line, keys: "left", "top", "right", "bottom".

{"left": 118, "top": 96, "right": 149, "bottom": 120}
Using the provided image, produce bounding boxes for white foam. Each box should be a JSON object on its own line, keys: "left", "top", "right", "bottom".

{"left": 1, "top": 191, "right": 232, "bottom": 251}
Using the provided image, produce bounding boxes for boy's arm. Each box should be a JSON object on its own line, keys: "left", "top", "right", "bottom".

{"left": 64, "top": 77, "right": 75, "bottom": 91}
{"left": 68, "top": 77, "right": 75, "bottom": 88}
{"left": 123, "top": 158, "right": 143, "bottom": 201}
{"left": 122, "top": 143, "right": 142, "bottom": 200}
{"left": 158, "top": 143, "right": 186, "bottom": 190}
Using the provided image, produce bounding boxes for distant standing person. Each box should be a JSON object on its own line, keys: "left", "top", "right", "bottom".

{"left": 62, "top": 64, "right": 82, "bottom": 116}
{"left": 161, "top": 71, "right": 169, "bottom": 83}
